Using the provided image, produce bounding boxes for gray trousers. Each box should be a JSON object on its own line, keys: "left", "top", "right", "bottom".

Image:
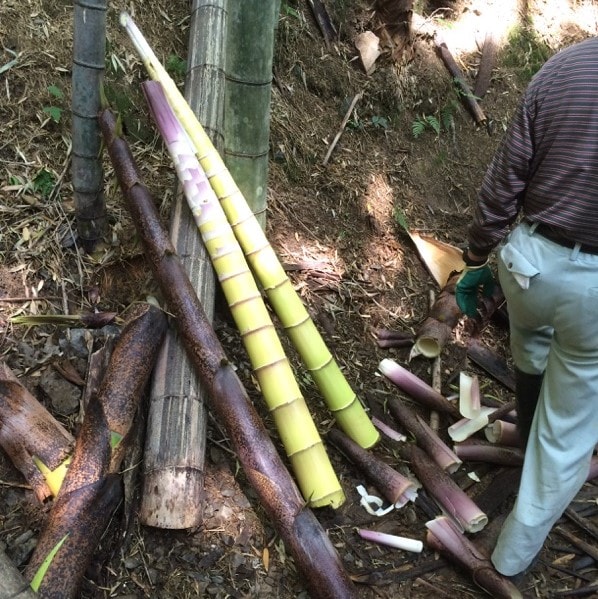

{"left": 491, "top": 222, "right": 598, "bottom": 576}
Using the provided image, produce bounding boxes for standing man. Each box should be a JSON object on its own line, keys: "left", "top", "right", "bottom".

{"left": 455, "top": 36, "right": 598, "bottom": 580}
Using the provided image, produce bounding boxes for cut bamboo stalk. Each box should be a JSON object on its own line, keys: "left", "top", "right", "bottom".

{"left": 143, "top": 80, "right": 343, "bottom": 509}
{"left": 410, "top": 273, "right": 461, "bottom": 359}
{"left": 473, "top": 30, "right": 499, "bottom": 100}
{"left": 434, "top": 35, "right": 487, "bottom": 127}
{"left": 140, "top": 0, "right": 225, "bottom": 530}
{"left": 71, "top": 0, "right": 107, "bottom": 251}
{"left": 426, "top": 516, "right": 522, "bottom": 599}
{"left": 485, "top": 420, "right": 520, "bottom": 447}
{"left": 454, "top": 439, "right": 524, "bottom": 467}
{"left": 98, "top": 108, "right": 358, "bottom": 597}
{"left": 407, "top": 444, "right": 487, "bottom": 533}
{"left": 120, "top": 12, "right": 380, "bottom": 450}
{"left": 25, "top": 303, "right": 167, "bottom": 598}
{"left": 328, "top": 427, "right": 419, "bottom": 508}
{"left": 0, "top": 362, "right": 74, "bottom": 501}
{"left": 388, "top": 396, "right": 462, "bottom": 473}
{"left": 429, "top": 290, "right": 441, "bottom": 431}
{"left": 307, "top": 0, "right": 338, "bottom": 46}
{"left": 379, "top": 358, "right": 461, "bottom": 419}
{"left": 466, "top": 339, "right": 515, "bottom": 392}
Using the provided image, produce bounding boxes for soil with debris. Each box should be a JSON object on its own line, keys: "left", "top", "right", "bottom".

{"left": 1, "top": 1, "right": 597, "bottom": 598}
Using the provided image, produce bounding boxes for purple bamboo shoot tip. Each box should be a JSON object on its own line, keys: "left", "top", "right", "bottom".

{"left": 379, "top": 358, "right": 457, "bottom": 416}
{"left": 358, "top": 529, "right": 423, "bottom": 553}
{"left": 372, "top": 417, "right": 407, "bottom": 442}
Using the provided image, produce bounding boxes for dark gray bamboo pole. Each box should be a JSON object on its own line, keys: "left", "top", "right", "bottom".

{"left": 71, "top": 0, "right": 107, "bottom": 252}
{"left": 0, "top": 548, "right": 36, "bottom": 599}
{"left": 140, "top": 0, "right": 226, "bottom": 529}
{"left": 224, "top": 0, "right": 280, "bottom": 229}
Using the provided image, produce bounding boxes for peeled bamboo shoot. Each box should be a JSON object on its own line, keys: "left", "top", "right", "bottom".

{"left": 120, "top": 12, "right": 380, "bottom": 450}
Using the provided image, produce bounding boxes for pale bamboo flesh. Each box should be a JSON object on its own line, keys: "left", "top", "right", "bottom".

{"left": 143, "top": 80, "right": 344, "bottom": 509}
{"left": 120, "top": 12, "right": 380, "bottom": 450}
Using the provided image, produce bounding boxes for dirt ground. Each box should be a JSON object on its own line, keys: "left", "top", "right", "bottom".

{"left": 1, "top": 1, "right": 598, "bottom": 598}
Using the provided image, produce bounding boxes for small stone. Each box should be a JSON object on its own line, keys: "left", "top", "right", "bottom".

{"left": 39, "top": 368, "right": 81, "bottom": 415}
{"left": 123, "top": 556, "right": 142, "bottom": 569}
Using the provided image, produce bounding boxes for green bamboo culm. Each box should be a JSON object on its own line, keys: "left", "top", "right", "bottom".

{"left": 72, "top": 0, "right": 108, "bottom": 252}
{"left": 143, "top": 80, "right": 344, "bottom": 508}
{"left": 223, "top": 0, "right": 280, "bottom": 229}
{"left": 120, "top": 12, "right": 381, "bottom": 450}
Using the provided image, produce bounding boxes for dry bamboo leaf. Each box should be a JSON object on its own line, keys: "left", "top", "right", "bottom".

{"left": 354, "top": 31, "right": 381, "bottom": 75}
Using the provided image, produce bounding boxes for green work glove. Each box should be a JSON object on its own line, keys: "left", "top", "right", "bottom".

{"left": 455, "top": 263, "right": 495, "bottom": 317}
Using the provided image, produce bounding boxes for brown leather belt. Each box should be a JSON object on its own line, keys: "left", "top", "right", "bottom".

{"left": 529, "top": 221, "right": 598, "bottom": 255}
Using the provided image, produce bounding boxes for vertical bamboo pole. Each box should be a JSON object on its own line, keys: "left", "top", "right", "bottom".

{"left": 224, "top": 0, "right": 280, "bottom": 228}
{"left": 140, "top": 0, "right": 226, "bottom": 529}
{"left": 71, "top": 0, "right": 107, "bottom": 252}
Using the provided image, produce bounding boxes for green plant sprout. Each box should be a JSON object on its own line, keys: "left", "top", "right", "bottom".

{"left": 43, "top": 85, "right": 64, "bottom": 123}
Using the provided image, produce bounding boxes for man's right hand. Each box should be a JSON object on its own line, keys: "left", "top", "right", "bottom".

{"left": 455, "top": 263, "right": 495, "bottom": 316}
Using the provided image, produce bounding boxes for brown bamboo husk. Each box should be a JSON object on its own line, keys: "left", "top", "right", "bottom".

{"left": 328, "top": 427, "right": 420, "bottom": 505}
{"left": 0, "top": 363, "right": 74, "bottom": 502}
{"left": 24, "top": 303, "right": 168, "bottom": 598}
{"left": 410, "top": 272, "right": 461, "bottom": 359}
{"left": 407, "top": 231, "right": 464, "bottom": 288}
{"left": 406, "top": 444, "right": 487, "bottom": 533}
{"left": 99, "top": 108, "right": 358, "bottom": 599}
{"left": 388, "top": 397, "right": 461, "bottom": 473}
{"left": 140, "top": 0, "right": 224, "bottom": 529}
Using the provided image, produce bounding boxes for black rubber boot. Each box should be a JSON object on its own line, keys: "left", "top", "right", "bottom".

{"left": 514, "top": 367, "right": 544, "bottom": 449}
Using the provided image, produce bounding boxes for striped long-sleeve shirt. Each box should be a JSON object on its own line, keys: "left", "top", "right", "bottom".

{"left": 468, "top": 36, "right": 598, "bottom": 255}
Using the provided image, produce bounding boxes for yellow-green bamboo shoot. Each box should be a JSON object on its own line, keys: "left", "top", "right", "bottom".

{"left": 120, "top": 11, "right": 380, "bottom": 450}
{"left": 142, "top": 80, "right": 344, "bottom": 508}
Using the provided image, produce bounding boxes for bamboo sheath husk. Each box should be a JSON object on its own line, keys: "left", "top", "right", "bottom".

{"left": 0, "top": 362, "right": 74, "bottom": 502}
{"left": 140, "top": 0, "right": 225, "bottom": 530}
{"left": 99, "top": 109, "right": 358, "bottom": 598}
{"left": 143, "top": 80, "right": 343, "bottom": 508}
{"left": 24, "top": 303, "right": 168, "bottom": 598}
{"left": 120, "top": 12, "right": 380, "bottom": 451}
{"left": 71, "top": 0, "right": 107, "bottom": 250}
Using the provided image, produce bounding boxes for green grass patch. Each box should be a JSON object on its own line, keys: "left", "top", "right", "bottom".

{"left": 501, "top": 24, "right": 553, "bottom": 85}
